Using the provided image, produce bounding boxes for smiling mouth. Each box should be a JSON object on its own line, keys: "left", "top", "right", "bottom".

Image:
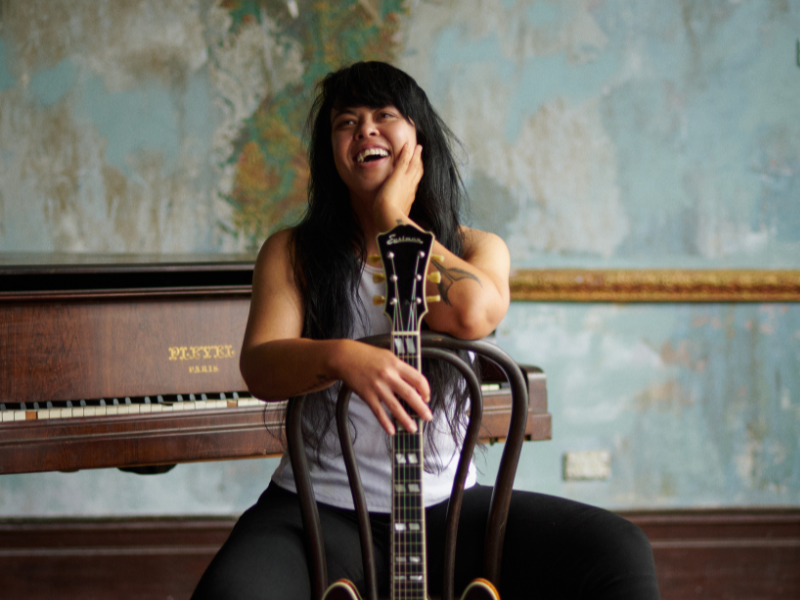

{"left": 356, "top": 148, "right": 390, "bottom": 164}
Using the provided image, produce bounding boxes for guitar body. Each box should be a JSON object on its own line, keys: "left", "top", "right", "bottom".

{"left": 322, "top": 577, "right": 499, "bottom": 600}
{"left": 460, "top": 578, "right": 501, "bottom": 600}
{"left": 321, "top": 226, "right": 500, "bottom": 600}
{"left": 322, "top": 580, "right": 362, "bottom": 600}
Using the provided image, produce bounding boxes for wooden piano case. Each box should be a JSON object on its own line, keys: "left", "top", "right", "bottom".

{"left": 0, "top": 257, "right": 551, "bottom": 475}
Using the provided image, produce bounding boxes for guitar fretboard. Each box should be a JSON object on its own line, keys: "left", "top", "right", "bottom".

{"left": 391, "top": 331, "right": 426, "bottom": 600}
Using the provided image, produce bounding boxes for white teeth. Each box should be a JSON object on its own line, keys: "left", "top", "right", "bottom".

{"left": 356, "top": 148, "right": 389, "bottom": 163}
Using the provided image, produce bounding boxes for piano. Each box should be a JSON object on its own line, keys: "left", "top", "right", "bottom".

{"left": 0, "top": 256, "right": 551, "bottom": 476}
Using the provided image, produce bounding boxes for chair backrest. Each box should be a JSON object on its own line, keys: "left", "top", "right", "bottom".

{"left": 286, "top": 332, "right": 530, "bottom": 600}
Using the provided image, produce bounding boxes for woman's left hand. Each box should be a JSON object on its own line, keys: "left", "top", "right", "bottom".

{"left": 373, "top": 142, "right": 423, "bottom": 230}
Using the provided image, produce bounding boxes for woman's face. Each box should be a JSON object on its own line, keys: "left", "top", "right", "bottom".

{"left": 330, "top": 105, "right": 417, "bottom": 202}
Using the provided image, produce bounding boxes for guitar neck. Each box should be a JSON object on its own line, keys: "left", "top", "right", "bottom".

{"left": 375, "top": 224, "right": 437, "bottom": 600}
{"left": 391, "top": 330, "right": 427, "bottom": 599}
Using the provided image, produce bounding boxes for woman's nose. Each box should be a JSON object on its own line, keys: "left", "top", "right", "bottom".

{"left": 356, "top": 118, "right": 378, "bottom": 138}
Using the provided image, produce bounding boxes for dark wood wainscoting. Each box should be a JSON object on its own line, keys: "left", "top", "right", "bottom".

{"left": 1, "top": 509, "right": 798, "bottom": 599}
{"left": 623, "top": 510, "right": 800, "bottom": 599}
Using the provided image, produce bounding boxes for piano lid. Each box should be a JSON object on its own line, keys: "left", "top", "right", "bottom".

{"left": 0, "top": 253, "right": 257, "bottom": 296}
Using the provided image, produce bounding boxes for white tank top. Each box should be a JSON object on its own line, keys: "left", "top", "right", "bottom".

{"left": 271, "top": 262, "right": 477, "bottom": 512}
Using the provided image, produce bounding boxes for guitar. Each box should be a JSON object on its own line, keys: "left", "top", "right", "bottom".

{"left": 323, "top": 224, "right": 499, "bottom": 600}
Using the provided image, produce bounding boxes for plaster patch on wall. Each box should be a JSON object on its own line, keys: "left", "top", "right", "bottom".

{"left": 400, "top": 0, "right": 627, "bottom": 260}
{"left": 1, "top": 0, "right": 209, "bottom": 90}
{"left": 634, "top": 380, "right": 694, "bottom": 413}
{"left": 502, "top": 98, "right": 628, "bottom": 258}
{"left": 401, "top": 0, "right": 608, "bottom": 69}
{"left": 734, "top": 438, "right": 760, "bottom": 484}
{"left": 0, "top": 0, "right": 230, "bottom": 253}
{"left": 205, "top": 4, "right": 304, "bottom": 198}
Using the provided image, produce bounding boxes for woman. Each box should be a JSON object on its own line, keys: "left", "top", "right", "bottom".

{"left": 193, "top": 62, "right": 660, "bottom": 600}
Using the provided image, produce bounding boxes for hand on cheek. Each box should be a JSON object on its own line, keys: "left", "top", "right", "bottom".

{"left": 373, "top": 143, "right": 423, "bottom": 230}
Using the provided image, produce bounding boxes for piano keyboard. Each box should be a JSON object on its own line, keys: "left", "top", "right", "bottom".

{"left": 0, "top": 392, "right": 261, "bottom": 422}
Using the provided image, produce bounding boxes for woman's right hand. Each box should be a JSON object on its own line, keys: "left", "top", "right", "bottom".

{"left": 332, "top": 339, "right": 432, "bottom": 435}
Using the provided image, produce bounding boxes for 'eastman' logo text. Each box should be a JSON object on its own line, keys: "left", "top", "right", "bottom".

{"left": 386, "top": 233, "right": 423, "bottom": 245}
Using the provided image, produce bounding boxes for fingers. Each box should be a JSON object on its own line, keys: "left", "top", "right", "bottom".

{"left": 367, "top": 375, "right": 432, "bottom": 436}
{"left": 359, "top": 355, "right": 432, "bottom": 436}
{"left": 397, "top": 142, "right": 423, "bottom": 176}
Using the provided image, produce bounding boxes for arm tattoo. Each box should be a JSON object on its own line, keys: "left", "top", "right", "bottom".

{"left": 396, "top": 219, "right": 405, "bottom": 225}
{"left": 430, "top": 261, "right": 482, "bottom": 306}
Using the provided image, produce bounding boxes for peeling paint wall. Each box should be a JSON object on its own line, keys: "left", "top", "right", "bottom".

{"left": 1, "top": 0, "right": 799, "bottom": 516}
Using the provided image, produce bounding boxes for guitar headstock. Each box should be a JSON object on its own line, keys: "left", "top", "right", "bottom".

{"left": 371, "top": 225, "right": 440, "bottom": 336}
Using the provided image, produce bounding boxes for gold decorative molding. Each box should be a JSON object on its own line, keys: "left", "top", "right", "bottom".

{"left": 509, "top": 269, "right": 800, "bottom": 303}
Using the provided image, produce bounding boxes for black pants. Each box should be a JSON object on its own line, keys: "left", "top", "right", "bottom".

{"left": 192, "top": 483, "right": 660, "bottom": 600}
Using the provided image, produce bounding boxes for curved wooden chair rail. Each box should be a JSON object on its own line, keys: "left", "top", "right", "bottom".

{"left": 286, "top": 332, "right": 530, "bottom": 600}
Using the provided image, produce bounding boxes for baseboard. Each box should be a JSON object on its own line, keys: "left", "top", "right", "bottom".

{"left": 622, "top": 509, "right": 800, "bottom": 599}
{"left": 1, "top": 509, "right": 798, "bottom": 599}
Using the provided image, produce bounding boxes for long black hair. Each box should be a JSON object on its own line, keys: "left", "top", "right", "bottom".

{"left": 292, "top": 61, "right": 475, "bottom": 469}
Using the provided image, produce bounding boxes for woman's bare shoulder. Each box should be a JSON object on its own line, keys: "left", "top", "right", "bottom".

{"left": 258, "top": 227, "right": 295, "bottom": 259}
{"left": 458, "top": 225, "right": 508, "bottom": 260}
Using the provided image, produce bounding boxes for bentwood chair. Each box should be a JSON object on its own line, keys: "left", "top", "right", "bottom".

{"left": 286, "top": 332, "right": 531, "bottom": 600}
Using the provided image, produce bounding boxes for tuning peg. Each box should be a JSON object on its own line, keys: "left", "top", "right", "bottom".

{"left": 430, "top": 254, "right": 445, "bottom": 263}
{"left": 372, "top": 272, "right": 386, "bottom": 284}
{"left": 427, "top": 272, "right": 441, "bottom": 284}
{"left": 426, "top": 295, "right": 441, "bottom": 304}
{"left": 367, "top": 254, "right": 382, "bottom": 265}
{"left": 373, "top": 295, "right": 386, "bottom": 306}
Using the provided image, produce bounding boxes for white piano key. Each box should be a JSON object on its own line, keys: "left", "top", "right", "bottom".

{"left": 71, "top": 407, "right": 84, "bottom": 417}
{"left": 139, "top": 404, "right": 152, "bottom": 413}
{"left": 13, "top": 410, "right": 26, "bottom": 421}
{"left": 37, "top": 410, "right": 50, "bottom": 420}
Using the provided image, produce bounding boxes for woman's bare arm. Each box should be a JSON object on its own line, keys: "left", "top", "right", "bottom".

{"left": 239, "top": 229, "right": 432, "bottom": 434}
{"left": 371, "top": 144, "right": 510, "bottom": 339}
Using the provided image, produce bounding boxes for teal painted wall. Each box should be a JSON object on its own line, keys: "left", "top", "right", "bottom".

{"left": 1, "top": 0, "right": 798, "bottom": 516}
